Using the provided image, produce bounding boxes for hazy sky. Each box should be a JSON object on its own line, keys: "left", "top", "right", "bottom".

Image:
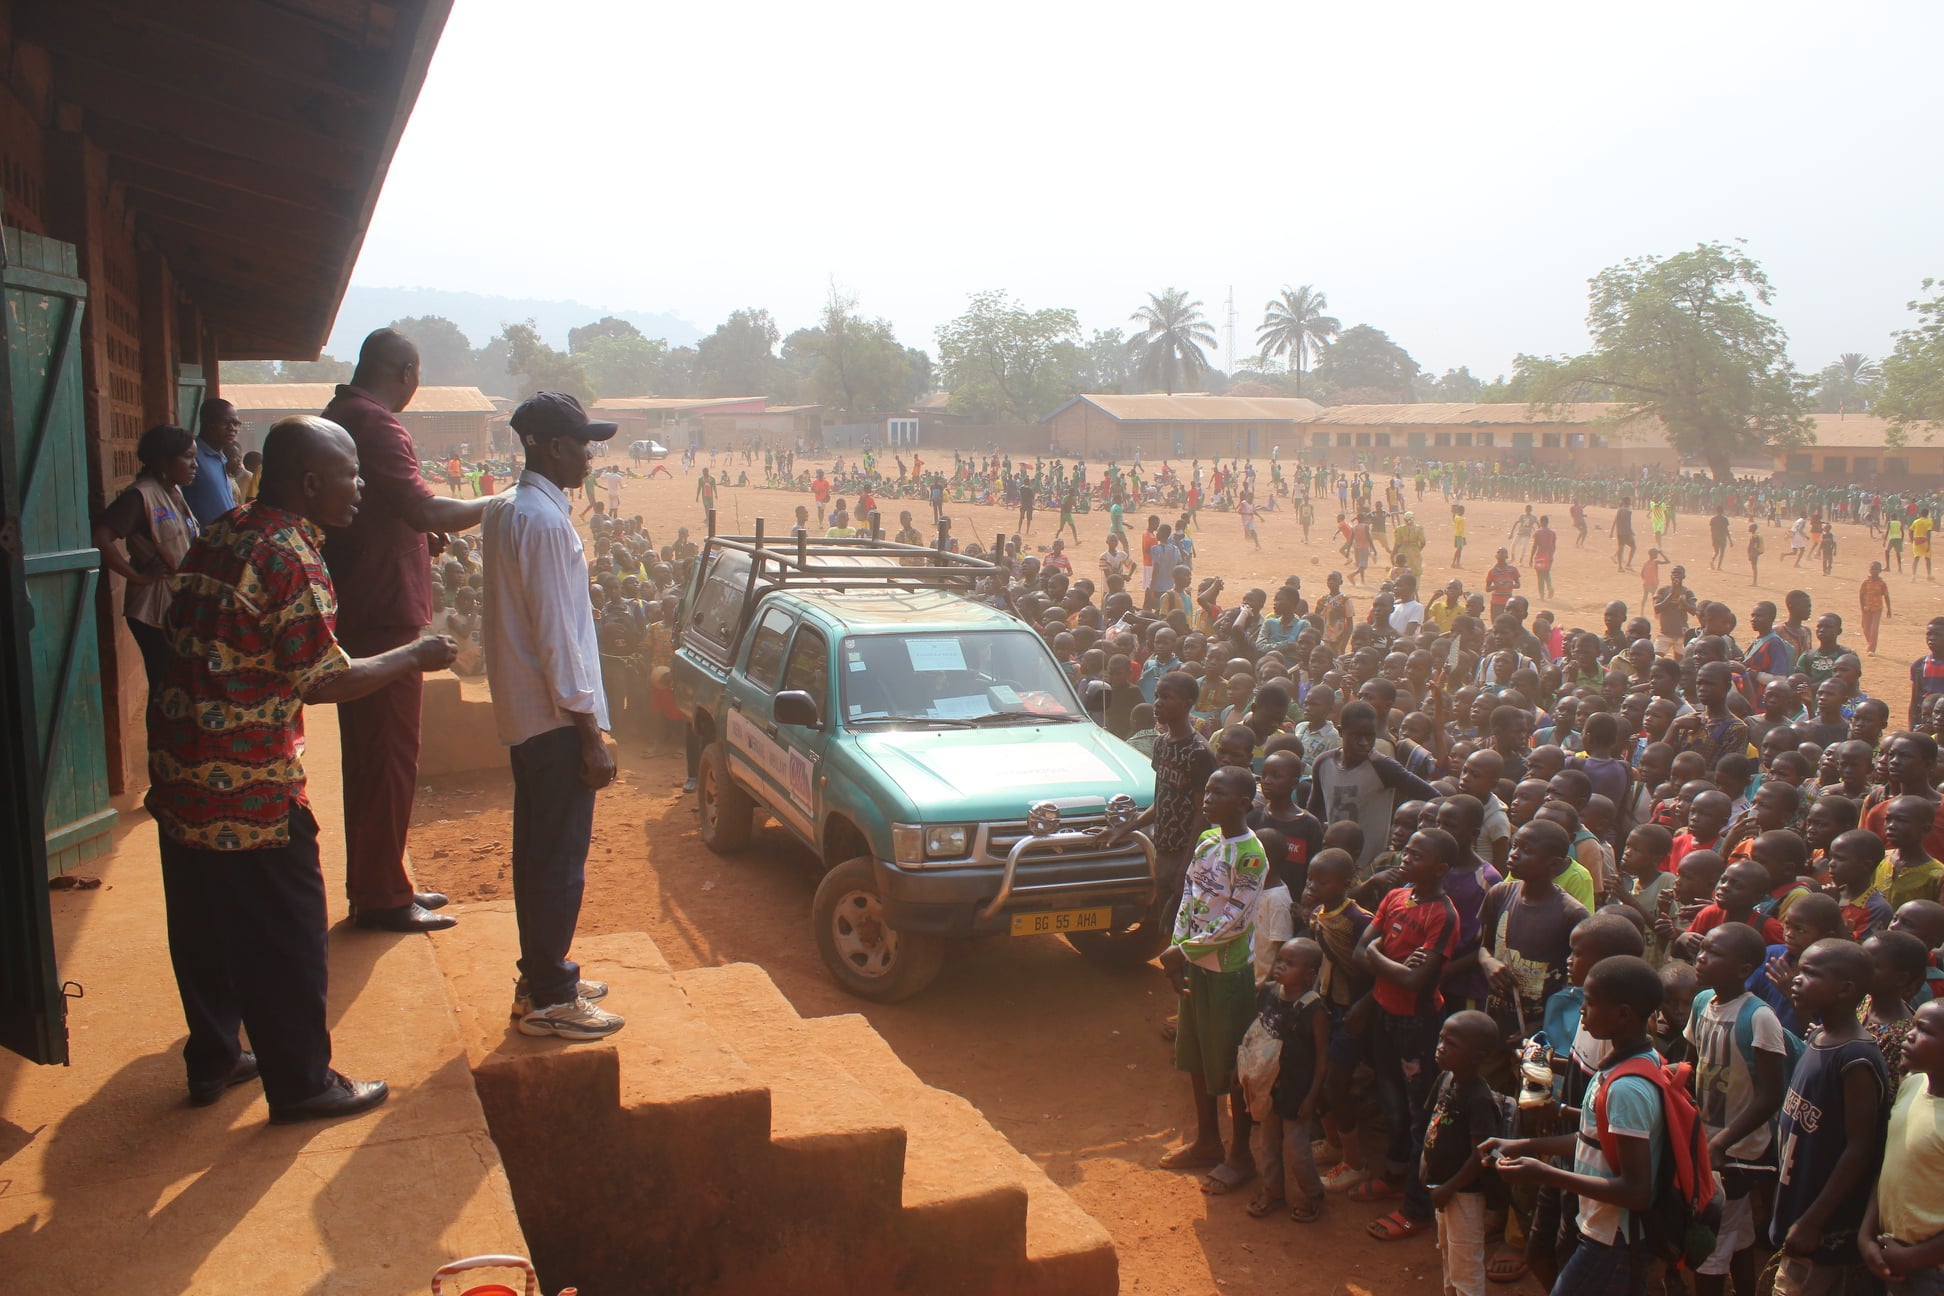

{"left": 346, "top": 0, "right": 1944, "bottom": 381}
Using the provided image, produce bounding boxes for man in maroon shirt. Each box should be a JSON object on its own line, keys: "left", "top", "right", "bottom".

{"left": 322, "top": 329, "right": 492, "bottom": 932}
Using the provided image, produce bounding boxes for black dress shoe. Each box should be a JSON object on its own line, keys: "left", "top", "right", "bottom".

{"left": 268, "top": 1073, "right": 389, "bottom": 1125}
{"left": 414, "top": 891, "right": 450, "bottom": 911}
{"left": 354, "top": 902, "right": 457, "bottom": 933}
{"left": 188, "top": 1051, "right": 260, "bottom": 1107}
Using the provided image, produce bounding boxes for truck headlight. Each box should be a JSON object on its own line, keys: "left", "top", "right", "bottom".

{"left": 892, "top": 823, "right": 970, "bottom": 863}
{"left": 924, "top": 825, "right": 969, "bottom": 857}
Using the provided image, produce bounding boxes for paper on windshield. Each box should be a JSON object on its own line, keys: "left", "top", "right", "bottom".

{"left": 931, "top": 695, "right": 988, "bottom": 719}
{"left": 905, "top": 638, "right": 967, "bottom": 672}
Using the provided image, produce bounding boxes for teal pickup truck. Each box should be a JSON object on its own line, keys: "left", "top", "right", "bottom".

{"left": 671, "top": 530, "right": 1160, "bottom": 1001}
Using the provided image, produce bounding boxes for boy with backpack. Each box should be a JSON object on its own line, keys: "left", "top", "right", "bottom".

{"left": 1688, "top": 921, "right": 1795, "bottom": 1296}
{"left": 1486, "top": 954, "right": 1707, "bottom": 1296}
{"left": 1769, "top": 938, "right": 1891, "bottom": 1296}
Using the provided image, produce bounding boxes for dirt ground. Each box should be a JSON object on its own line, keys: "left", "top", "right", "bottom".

{"left": 408, "top": 456, "right": 1934, "bottom": 1296}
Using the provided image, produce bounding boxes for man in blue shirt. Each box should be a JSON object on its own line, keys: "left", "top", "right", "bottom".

{"left": 179, "top": 398, "right": 240, "bottom": 526}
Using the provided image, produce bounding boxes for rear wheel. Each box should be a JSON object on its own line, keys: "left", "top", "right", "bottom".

{"left": 812, "top": 856, "right": 945, "bottom": 1002}
{"left": 697, "top": 740, "right": 753, "bottom": 853}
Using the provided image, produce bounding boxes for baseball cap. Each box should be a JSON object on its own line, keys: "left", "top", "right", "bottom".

{"left": 511, "top": 391, "right": 617, "bottom": 442}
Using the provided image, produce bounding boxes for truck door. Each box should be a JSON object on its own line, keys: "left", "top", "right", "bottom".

{"left": 723, "top": 605, "right": 798, "bottom": 824}
{"left": 769, "top": 624, "right": 831, "bottom": 839}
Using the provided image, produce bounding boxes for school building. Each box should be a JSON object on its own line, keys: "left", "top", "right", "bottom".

{"left": 590, "top": 395, "right": 824, "bottom": 449}
{"left": 1040, "top": 393, "right": 1328, "bottom": 460}
{"left": 225, "top": 382, "right": 497, "bottom": 461}
{"left": 0, "top": 0, "right": 450, "bottom": 1062}
{"left": 1774, "top": 412, "right": 1944, "bottom": 483}
{"left": 1038, "top": 394, "right": 1678, "bottom": 469}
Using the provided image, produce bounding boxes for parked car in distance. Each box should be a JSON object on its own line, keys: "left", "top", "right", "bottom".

{"left": 629, "top": 439, "right": 670, "bottom": 460}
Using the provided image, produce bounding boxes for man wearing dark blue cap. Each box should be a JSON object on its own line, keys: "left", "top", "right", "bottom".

{"left": 483, "top": 391, "right": 625, "bottom": 1039}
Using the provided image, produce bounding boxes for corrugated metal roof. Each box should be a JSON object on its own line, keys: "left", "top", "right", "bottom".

{"left": 1304, "top": 402, "right": 1625, "bottom": 426}
{"left": 223, "top": 383, "right": 496, "bottom": 413}
{"left": 1061, "top": 394, "right": 1328, "bottom": 422}
{"left": 591, "top": 396, "right": 767, "bottom": 412}
{"left": 1802, "top": 412, "right": 1934, "bottom": 449}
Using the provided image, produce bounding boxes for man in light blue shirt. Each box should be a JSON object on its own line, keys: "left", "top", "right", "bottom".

{"left": 483, "top": 392, "right": 623, "bottom": 1042}
{"left": 179, "top": 398, "right": 239, "bottom": 526}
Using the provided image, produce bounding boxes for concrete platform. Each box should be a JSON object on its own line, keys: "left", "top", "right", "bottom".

{"left": 0, "top": 707, "right": 529, "bottom": 1295}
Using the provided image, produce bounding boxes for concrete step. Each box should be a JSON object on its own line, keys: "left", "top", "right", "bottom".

{"left": 799, "top": 1014, "right": 1119, "bottom": 1296}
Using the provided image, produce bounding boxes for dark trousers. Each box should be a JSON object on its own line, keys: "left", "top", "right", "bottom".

{"left": 126, "top": 616, "right": 173, "bottom": 693}
{"left": 1372, "top": 1009, "right": 1440, "bottom": 1221}
{"left": 159, "top": 807, "right": 333, "bottom": 1106}
{"left": 510, "top": 726, "right": 595, "bottom": 1009}
{"left": 336, "top": 624, "right": 422, "bottom": 911}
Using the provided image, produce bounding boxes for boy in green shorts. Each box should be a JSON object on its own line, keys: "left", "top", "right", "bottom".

{"left": 1160, "top": 765, "right": 1270, "bottom": 1196}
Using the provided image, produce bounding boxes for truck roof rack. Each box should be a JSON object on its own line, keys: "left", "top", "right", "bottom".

{"left": 702, "top": 509, "right": 998, "bottom": 597}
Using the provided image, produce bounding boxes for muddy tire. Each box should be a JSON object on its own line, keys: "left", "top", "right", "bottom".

{"left": 812, "top": 856, "right": 945, "bottom": 1002}
{"left": 697, "top": 740, "right": 754, "bottom": 853}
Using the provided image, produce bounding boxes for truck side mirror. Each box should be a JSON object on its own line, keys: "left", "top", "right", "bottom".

{"left": 774, "top": 690, "right": 820, "bottom": 728}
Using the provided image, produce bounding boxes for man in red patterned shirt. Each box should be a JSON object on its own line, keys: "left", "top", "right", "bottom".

{"left": 149, "top": 417, "right": 458, "bottom": 1124}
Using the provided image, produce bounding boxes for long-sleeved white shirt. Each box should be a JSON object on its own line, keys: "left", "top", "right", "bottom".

{"left": 482, "top": 471, "right": 610, "bottom": 746}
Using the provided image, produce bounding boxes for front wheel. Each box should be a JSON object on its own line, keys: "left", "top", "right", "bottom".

{"left": 812, "top": 856, "right": 945, "bottom": 1002}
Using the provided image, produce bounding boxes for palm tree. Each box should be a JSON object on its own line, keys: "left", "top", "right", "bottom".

{"left": 1256, "top": 285, "right": 1340, "bottom": 395}
{"left": 1818, "top": 352, "right": 1882, "bottom": 413}
{"left": 1128, "top": 288, "right": 1218, "bottom": 394}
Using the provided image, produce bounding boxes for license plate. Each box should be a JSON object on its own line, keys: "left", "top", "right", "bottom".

{"left": 1009, "top": 907, "right": 1113, "bottom": 937}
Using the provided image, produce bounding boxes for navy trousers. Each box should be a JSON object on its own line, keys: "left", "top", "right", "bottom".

{"left": 510, "top": 726, "right": 596, "bottom": 1009}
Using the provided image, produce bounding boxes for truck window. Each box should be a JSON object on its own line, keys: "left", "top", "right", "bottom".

{"left": 744, "top": 606, "right": 795, "bottom": 689}
{"left": 781, "top": 626, "right": 829, "bottom": 708}
{"left": 687, "top": 548, "right": 753, "bottom": 657}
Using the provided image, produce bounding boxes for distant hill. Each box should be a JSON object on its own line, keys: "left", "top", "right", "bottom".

{"left": 326, "top": 285, "right": 703, "bottom": 355}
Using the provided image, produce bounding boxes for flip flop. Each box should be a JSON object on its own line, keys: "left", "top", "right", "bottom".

{"left": 1366, "top": 1210, "right": 1429, "bottom": 1242}
{"left": 1347, "top": 1175, "right": 1402, "bottom": 1203}
{"left": 1158, "top": 1144, "right": 1224, "bottom": 1171}
{"left": 1199, "top": 1160, "right": 1255, "bottom": 1195}
{"left": 1487, "top": 1253, "right": 1530, "bottom": 1284}
{"left": 1245, "top": 1193, "right": 1284, "bottom": 1219}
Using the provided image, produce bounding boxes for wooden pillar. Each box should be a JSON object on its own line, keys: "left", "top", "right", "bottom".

{"left": 136, "top": 241, "right": 175, "bottom": 431}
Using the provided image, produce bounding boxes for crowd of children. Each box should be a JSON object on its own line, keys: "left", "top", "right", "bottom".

{"left": 950, "top": 485, "right": 1944, "bottom": 1295}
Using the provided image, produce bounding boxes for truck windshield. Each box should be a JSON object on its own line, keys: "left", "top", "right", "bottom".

{"left": 839, "top": 630, "right": 1084, "bottom": 727}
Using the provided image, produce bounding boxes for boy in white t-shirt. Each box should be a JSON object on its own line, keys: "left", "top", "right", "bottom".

{"left": 1685, "top": 922, "right": 1789, "bottom": 1296}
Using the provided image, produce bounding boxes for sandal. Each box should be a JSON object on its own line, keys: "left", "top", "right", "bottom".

{"left": 1347, "top": 1175, "right": 1403, "bottom": 1203}
{"left": 1290, "top": 1196, "right": 1325, "bottom": 1224}
{"left": 1199, "top": 1160, "right": 1255, "bottom": 1195}
{"left": 1158, "top": 1144, "right": 1224, "bottom": 1171}
{"left": 1246, "top": 1192, "right": 1284, "bottom": 1219}
{"left": 1366, "top": 1210, "right": 1430, "bottom": 1242}
{"left": 1487, "top": 1253, "right": 1530, "bottom": 1284}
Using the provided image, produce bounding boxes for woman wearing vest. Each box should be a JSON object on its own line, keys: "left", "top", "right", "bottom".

{"left": 92, "top": 423, "right": 200, "bottom": 691}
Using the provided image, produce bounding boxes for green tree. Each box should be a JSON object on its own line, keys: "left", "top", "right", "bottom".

{"left": 1255, "top": 285, "right": 1340, "bottom": 394}
{"left": 1084, "top": 329, "right": 1135, "bottom": 392}
{"left": 578, "top": 333, "right": 667, "bottom": 398}
{"left": 1129, "top": 288, "right": 1217, "bottom": 394}
{"left": 1417, "top": 366, "right": 1483, "bottom": 402}
{"left": 568, "top": 316, "right": 643, "bottom": 353}
{"left": 280, "top": 354, "right": 354, "bottom": 382}
{"left": 498, "top": 320, "right": 590, "bottom": 404}
{"left": 790, "top": 289, "right": 928, "bottom": 419}
{"left": 1314, "top": 325, "right": 1419, "bottom": 399}
{"left": 472, "top": 336, "right": 520, "bottom": 399}
{"left": 935, "top": 290, "right": 1081, "bottom": 421}
{"left": 1521, "top": 242, "right": 1812, "bottom": 480}
{"left": 1875, "top": 282, "right": 1944, "bottom": 445}
{"left": 218, "top": 359, "right": 277, "bottom": 384}
{"left": 695, "top": 308, "right": 784, "bottom": 397}
{"left": 386, "top": 315, "right": 476, "bottom": 386}
{"left": 1816, "top": 352, "right": 1881, "bottom": 414}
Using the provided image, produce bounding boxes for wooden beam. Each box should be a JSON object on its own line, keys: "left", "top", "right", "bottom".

{"left": 58, "top": 58, "right": 373, "bottom": 190}
{"left": 48, "top": 8, "right": 382, "bottom": 144}
{"left": 115, "top": 166, "right": 351, "bottom": 249}
{"left": 63, "top": 0, "right": 391, "bottom": 94}
{"left": 81, "top": 115, "right": 359, "bottom": 217}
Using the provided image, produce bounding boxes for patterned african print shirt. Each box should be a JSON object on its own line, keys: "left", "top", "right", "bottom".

{"left": 146, "top": 502, "right": 351, "bottom": 850}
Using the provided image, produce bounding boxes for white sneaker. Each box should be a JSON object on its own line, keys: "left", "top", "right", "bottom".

{"left": 510, "top": 977, "right": 608, "bottom": 1020}
{"left": 517, "top": 997, "right": 625, "bottom": 1041}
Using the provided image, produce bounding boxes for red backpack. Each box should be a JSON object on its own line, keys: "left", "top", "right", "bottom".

{"left": 1592, "top": 1053, "right": 1718, "bottom": 1267}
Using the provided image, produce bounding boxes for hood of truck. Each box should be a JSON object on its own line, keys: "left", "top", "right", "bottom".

{"left": 851, "top": 724, "right": 1155, "bottom": 820}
